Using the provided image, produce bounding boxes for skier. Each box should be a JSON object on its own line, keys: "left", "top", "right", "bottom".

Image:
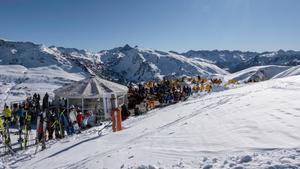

{"left": 0, "top": 117, "right": 3, "bottom": 133}
{"left": 68, "top": 106, "right": 79, "bottom": 134}
{"left": 11, "top": 103, "right": 18, "bottom": 127}
{"left": 2, "top": 107, "right": 12, "bottom": 151}
{"left": 23, "top": 104, "right": 32, "bottom": 149}
{"left": 0, "top": 116, "right": 4, "bottom": 140}
{"left": 121, "top": 104, "right": 129, "bottom": 121}
{"left": 47, "top": 110, "right": 56, "bottom": 140}
{"left": 76, "top": 111, "right": 84, "bottom": 129}
{"left": 37, "top": 113, "right": 44, "bottom": 142}
{"left": 17, "top": 105, "right": 25, "bottom": 129}
{"left": 42, "top": 93, "right": 49, "bottom": 111}
{"left": 53, "top": 108, "right": 65, "bottom": 139}
{"left": 60, "top": 110, "right": 71, "bottom": 136}
{"left": 3, "top": 105, "right": 12, "bottom": 122}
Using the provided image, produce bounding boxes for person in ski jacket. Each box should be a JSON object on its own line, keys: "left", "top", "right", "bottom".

{"left": 42, "top": 93, "right": 49, "bottom": 111}
{"left": 37, "top": 113, "right": 45, "bottom": 142}
{"left": 3, "top": 106, "right": 12, "bottom": 122}
{"left": 47, "top": 111, "right": 56, "bottom": 140}
{"left": 17, "top": 105, "right": 25, "bottom": 128}
{"left": 60, "top": 111, "right": 72, "bottom": 135}
{"left": 121, "top": 104, "right": 129, "bottom": 121}
{"left": 68, "top": 106, "right": 77, "bottom": 123}
{"left": 76, "top": 112, "right": 84, "bottom": 129}
{"left": 0, "top": 117, "right": 4, "bottom": 133}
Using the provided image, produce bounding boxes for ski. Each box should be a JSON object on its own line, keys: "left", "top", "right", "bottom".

{"left": 97, "top": 121, "right": 112, "bottom": 136}
{"left": 1, "top": 119, "right": 13, "bottom": 155}
{"left": 23, "top": 104, "right": 31, "bottom": 150}
{"left": 41, "top": 110, "right": 47, "bottom": 150}
{"left": 34, "top": 112, "right": 41, "bottom": 154}
{"left": 18, "top": 127, "right": 23, "bottom": 150}
{"left": 4, "top": 120, "right": 12, "bottom": 152}
{"left": 0, "top": 137, "right": 16, "bottom": 155}
{"left": 22, "top": 120, "right": 29, "bottom": 150}
{"left": 1, "top": 137, "right": 15, "bottom": 155}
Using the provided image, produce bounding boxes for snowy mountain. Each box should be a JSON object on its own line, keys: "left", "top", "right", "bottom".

{"left": 182, "top": 49, "right": 300, "bottom": 72}
{"left": 0, "top": 40, "right": 90, "bottom": 108}
{"left": 234, "top": 50, "right": 300, "bottom": 72}
{"left": 0, "top": 39, "right": 228, "bottom": 107}
{"left": 0, "top": 39, "right": 228, "bottom": 81}
{"left": 4, "top": 75, "right": 300, "bottom": 169}
{"left": 96, "top": 45, "right": 228, "bottom": 82}
{"left": 182, "top": 50, "right": 258, "bottom": 72}
{"left": 46, "top": 44, "right": 230, "bottom": 83}
{"left": 0, "top": 39, "right": 89, "bottom": 73}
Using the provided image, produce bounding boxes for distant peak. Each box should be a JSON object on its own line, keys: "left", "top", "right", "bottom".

{"left": 121, "top": 44, "right": 133, "bottom": 51}
{"left": 169, "top": 51, "right": 179, "bottom": 54}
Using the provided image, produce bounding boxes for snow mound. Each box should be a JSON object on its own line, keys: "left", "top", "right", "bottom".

{"left": 273, "top": 65, "right": 300, "bottom": 79}
{"left": 225, "top": 65, "right": 290, "bottom": 82}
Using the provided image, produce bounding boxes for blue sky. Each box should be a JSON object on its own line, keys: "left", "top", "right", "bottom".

{"left": 0, "top": 0, "right": 300, "bottom": 52}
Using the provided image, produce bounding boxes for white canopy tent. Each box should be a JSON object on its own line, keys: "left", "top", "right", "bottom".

{"left": 54, "top": 76, "right": 128, "bottom": 120}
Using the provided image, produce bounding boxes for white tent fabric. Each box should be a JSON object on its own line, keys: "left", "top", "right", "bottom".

{"left": 54, "top": 76, "right": 128, "bottom": 99}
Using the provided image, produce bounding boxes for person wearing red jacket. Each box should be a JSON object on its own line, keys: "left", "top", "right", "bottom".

{"left": 76, "top": 112, "right": 84, "bottom": 129}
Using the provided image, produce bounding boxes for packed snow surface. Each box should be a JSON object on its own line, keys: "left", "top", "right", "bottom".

{"left": 2, "top": 75, "right": 300, "bottom": 169}
{"left": 224, "top": 65, "right": 290, "bottom": 82}
{"left": 273, "top": 65, "right": 300, "bottom": 79}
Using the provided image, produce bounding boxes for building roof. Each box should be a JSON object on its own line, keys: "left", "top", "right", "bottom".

{"left": 54, "top": 76, "right": 128, "bottom": 98}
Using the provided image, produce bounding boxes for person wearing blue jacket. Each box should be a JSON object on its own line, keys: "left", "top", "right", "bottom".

{"left": 60, "top": 110, "right": 73, "bottom": 136}
{"left": 17, "top": 105, "right": 25, "bottom": 128}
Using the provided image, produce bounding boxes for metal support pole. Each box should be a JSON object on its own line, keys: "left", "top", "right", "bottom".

{"left": 81, "top": 98, "right": 84, "bottom": 113}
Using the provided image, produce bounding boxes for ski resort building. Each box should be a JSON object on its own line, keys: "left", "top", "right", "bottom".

{"left": 54, "top": 76, "right": 128, "bottom": 120}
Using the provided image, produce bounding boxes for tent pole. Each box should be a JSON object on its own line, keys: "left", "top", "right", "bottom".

{"left": 82, "top": 97, "right": 84, "bottom": 113}
{"left": 103, "top": 97, "right": 107, "bottom": 119}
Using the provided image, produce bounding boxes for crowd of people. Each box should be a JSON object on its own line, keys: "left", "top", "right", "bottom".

{"left": 0, "top": 92, "right": 100, "bottom": 150}
{"left": 127, "top": 76, "right": 222, "bottom": 115}
{"left": 0, "top": 75, "right": 224, "bottom": 153}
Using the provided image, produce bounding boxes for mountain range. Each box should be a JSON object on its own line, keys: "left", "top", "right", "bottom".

{"left": 1, "top": 38, "right": 300, "bottom": 108}
{"left": 1, "top": 39, "right": 300, "bottom": 82}
{"left": 182, "top": 49, "right": 300, "bottom": 72}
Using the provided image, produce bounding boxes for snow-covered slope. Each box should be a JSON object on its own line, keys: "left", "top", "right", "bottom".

{"left": 224, "top": 65, "right": 291, "bottom": 82}
{"left": 273, "top": 65, "right": 300, "bottom": 79}
{"left": 49, "top": 46, "right": 101, "bottom": 64}
{"left": 0, "top": 65, "right": 85, "bottom": 109}
{"left": 97, "top": 45, "right": 228, "bottom": 82}
{"left": 6, "top": 75, "right": 300, "bottom": 169}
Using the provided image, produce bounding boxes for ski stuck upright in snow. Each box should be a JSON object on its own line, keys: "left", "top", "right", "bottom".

{"left": 35, "top": 110, "right": 47, "bottom": 154}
